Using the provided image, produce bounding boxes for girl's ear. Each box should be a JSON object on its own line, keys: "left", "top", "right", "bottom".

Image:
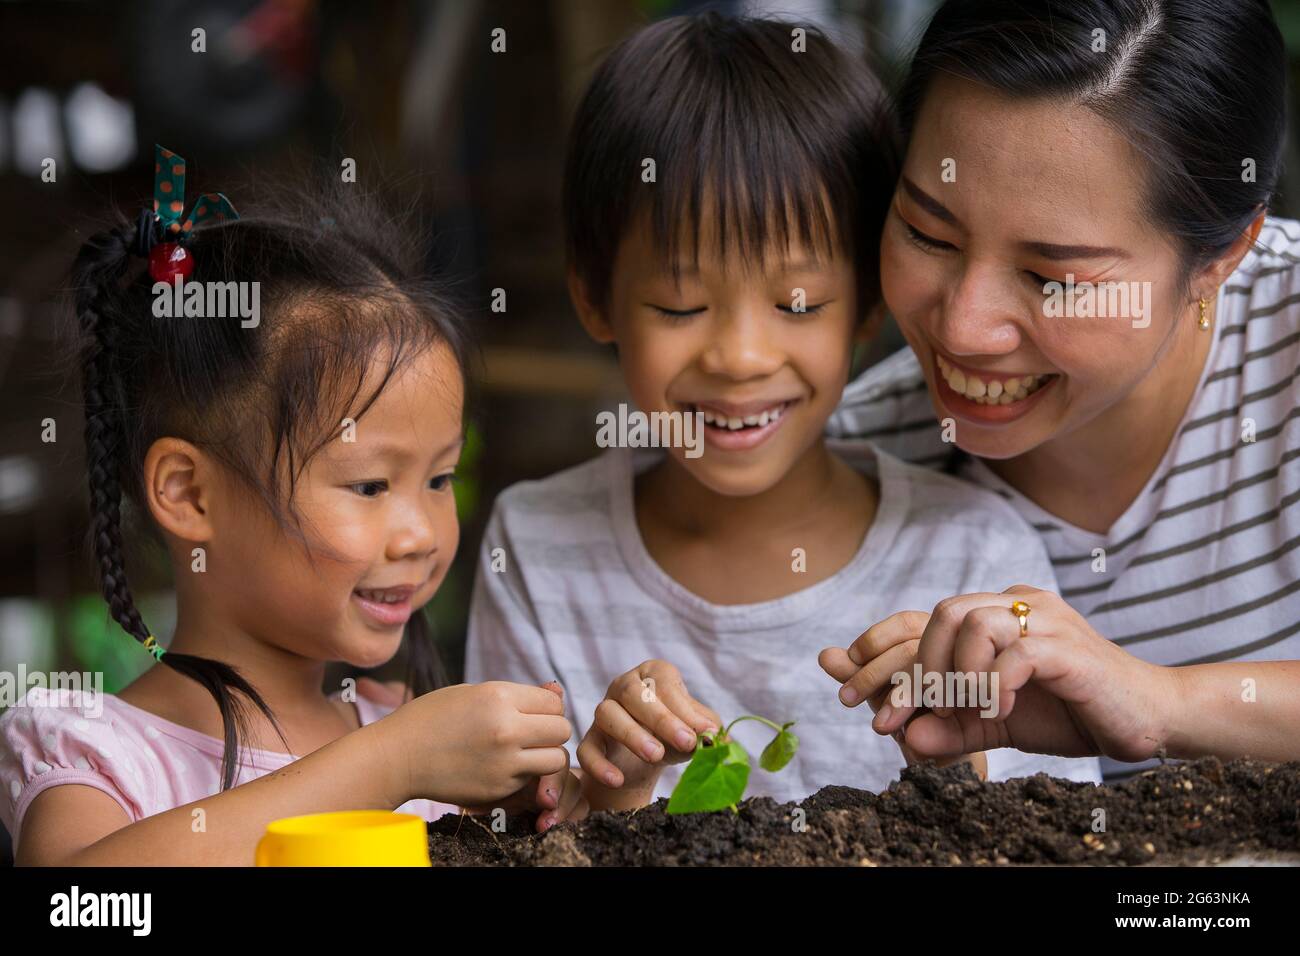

{"left": 142, "top": 438, "right": 216, "bottom": 544}
{"left": 567, "top": 266, "right": 616, "bottom": 344}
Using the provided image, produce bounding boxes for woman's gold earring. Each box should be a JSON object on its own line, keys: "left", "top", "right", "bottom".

{"left": 1198, "top": 297, "right": 1210, "bottom": 331}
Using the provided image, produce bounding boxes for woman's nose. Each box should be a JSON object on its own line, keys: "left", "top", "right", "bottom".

{"left": 937, "top": 263, "right": 1026, "bottom": 357}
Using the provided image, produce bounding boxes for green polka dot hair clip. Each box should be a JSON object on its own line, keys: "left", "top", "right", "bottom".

{"left": 137, "top": 144, "right": 239, "bottom": 284}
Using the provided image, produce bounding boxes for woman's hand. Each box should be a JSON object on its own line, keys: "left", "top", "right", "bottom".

{"left": 825, "top": 585, "right": 1179, "bottom": 764}
{"left": 819, "top": 610, "right": 987, "bottom": 777}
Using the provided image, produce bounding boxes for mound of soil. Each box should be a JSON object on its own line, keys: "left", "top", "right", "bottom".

{"left": 427, "top": 758, "right": 1300, "bottom": 866}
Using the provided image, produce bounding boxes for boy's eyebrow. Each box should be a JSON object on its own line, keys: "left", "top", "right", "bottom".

{"left": 902, "top": 176, "right": 1130, "bottom": 261}
{"left": 651, "top": 257, "right": 830, "bottom": 280}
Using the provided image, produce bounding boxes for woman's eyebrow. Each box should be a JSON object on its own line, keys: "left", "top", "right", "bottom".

{"left": 901, "top": 176, "right": 960, "bottom": 226}
{"left": 903, "top": 175, "right": 1131, "bottom": 261}
{"left": 1019, "top": 240, "right": 1131, "bottom": 261}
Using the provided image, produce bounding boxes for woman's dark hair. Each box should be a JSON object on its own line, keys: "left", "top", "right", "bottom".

{"left": 898, "top": 0, "right": 1287, "bottom": 280}
{"left": 563, "top": 11, "right": 900, "bottom": 314}
{"left": 72, "top": 179, "right": 469, "bottom": 790}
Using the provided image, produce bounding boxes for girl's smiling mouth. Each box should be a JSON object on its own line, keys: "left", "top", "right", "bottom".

{"left": 933, "top": 353, "right": 1060, "bottom": 425}
{"left": 352, "top": 584, "right": 417, "bottom": 628}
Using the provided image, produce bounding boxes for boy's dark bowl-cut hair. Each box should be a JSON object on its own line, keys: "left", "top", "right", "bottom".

{"left": 564, "top": 11, "right": 900, "bottom": 315}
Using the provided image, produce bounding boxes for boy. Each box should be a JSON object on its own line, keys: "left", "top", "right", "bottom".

{"left": 467, "top": 13, "right": 1100, "bottom": 812}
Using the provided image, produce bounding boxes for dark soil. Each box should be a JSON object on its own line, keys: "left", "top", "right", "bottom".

{"left": 427, "top": 758, "right": 1300, "bottom": 866}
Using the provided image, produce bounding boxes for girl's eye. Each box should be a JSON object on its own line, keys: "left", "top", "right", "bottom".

{"left": 429, "top": 473, "right": 456, "bottom": 492}
{"left": 903, "top": 221, "right": 956, "bottom": 252}
{"left": 649, "top": 304, "right": 706, "bottom": 322}
{"left": 350, "top": 480, "right": 387, "bottom": 498}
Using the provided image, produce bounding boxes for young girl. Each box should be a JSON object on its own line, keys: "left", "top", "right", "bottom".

{"left": 0, "top": 155, "right": 583, "bottom": 865}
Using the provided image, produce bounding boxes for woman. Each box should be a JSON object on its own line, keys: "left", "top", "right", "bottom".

{"left": 821, "top": 0, "right": 1300, "bottom": 781}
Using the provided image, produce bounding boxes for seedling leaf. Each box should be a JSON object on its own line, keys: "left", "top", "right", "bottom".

{"left": 760, "top": 724, "right": 799, "bottom": 772}
{"left": 666, "top": 740, "right": 750, "bottom": 814}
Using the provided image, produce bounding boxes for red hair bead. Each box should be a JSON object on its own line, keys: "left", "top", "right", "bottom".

{"left": 148, "top": 242, "right": 193, "bottom": 283}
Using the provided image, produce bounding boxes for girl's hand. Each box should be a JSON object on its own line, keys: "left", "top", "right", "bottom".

{"left": 819, "top": 612, "right": 988, "bottom": 778}
{"left": 385, "top": 681, "right": 572, "bottom": 808}
{"left": 464, "top": 682, "right": 590, "bottom": 832}
{"left": 576, "top": 660, "right": 720, "bottom": 793}
{"left": 836, "top": 585, "right": 1175, "bottom": 763}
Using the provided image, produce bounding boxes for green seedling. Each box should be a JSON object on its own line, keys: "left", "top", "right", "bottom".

{"left": 666, "top": 715, "right": 799, "bottom": 814}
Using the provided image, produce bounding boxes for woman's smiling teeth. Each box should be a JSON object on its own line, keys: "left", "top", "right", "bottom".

{"left": 936, "top": 355, "right": 1056, "bottom": 405}
{"left": 692, "top": 401, "right": 789, "bottom": 430}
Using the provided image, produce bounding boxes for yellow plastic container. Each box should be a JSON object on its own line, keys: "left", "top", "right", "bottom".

{"left": 255, "top": 810, "right": 431, "bottom": 867}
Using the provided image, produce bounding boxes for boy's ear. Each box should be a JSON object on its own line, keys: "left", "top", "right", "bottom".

{"left": 142, "top": 438, "right": 216, "bottom": 544}
{"left": 567, "top": 266, "right": 615, "bottom": 344}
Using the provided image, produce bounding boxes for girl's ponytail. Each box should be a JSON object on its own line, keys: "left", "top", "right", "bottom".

{"left": 73, "top": 221, "right": 286, "bottom": 792}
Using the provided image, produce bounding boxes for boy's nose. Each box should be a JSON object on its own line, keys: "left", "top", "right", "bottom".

{"left": 697, "top": 310, "right": 784, "bottom": 379}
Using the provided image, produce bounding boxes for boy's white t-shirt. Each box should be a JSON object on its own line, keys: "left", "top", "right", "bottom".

{"left": 465, "top": 442, "right": 1101, "bottom": 802}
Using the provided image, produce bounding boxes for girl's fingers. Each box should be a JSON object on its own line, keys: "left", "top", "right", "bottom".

{"left": 540, "top": 770, "right": 589, "bottom": 831}
{"left": 532, "top": 744, "right": 571, "bottom": 810}
{"left": 838, "top": 640, "right": 919, "bottom": 708}
{"left": 594, "top": 698, "right": 664, "bottom": 763}
{"left": 506, "top": 682, "right": 568, "bottom": 717}
{"left": 576, "top": 726, "right": 623, "bottom": 788}
{"left": 846, "top": 610, "right": 931, "bottom": 665}
{"left": 517, "top": 713, "right": 574, "bottom": 749}
{"left": 515, "top": 745, "right": 571, "bottom": 780}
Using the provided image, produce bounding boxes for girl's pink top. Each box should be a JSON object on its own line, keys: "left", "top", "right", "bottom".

{"left": 0, "top": 684, "right": 457, "bottom": 858}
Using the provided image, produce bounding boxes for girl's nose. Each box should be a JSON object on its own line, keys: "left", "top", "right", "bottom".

{"left": 697, "top": 308, "right": 784, "bottom": 380}
{"left": 387, "top": 501, "right": 439, "bottom": 561}
{"left": 937, "top": 263, "right": 1026, "bottom": 357}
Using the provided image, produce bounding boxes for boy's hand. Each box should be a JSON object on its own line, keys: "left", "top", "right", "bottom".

{"left": 576, "top": 660, "right": 721, "bottom": 795}
{"left": 820, "top": 614, "right": 988, "bottom": 778}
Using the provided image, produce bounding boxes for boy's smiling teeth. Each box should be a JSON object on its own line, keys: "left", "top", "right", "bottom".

{"left": 691, "top": 401, "right": 790, "bottom": 430}
{"left": 936, "top": 355, "right": 1057, "bottom": 405}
